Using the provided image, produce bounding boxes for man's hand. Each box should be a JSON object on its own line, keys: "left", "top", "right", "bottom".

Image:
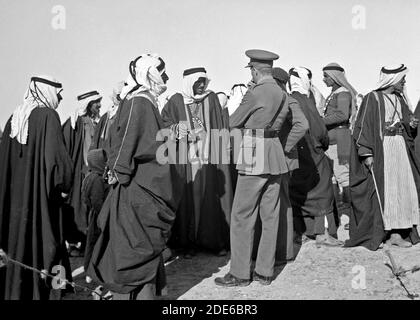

{"left": 364, "top": 156, "right": 374, "bottom": 169}
{"left": 178, "top": 122, "right": 188, "bottom": 139}
{"left": 107, "top": 171, "right": 118, "bottom": 185}
{"left": 61, "top": 193, "right": 69, "bottom": 199}
{"left": 410, "top": 115, "right": 419, "bottom": 129}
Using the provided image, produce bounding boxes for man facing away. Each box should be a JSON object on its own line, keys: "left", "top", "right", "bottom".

{"left": 215, "top": 49, "right": 308, "bottom": 287}
{"left": 0, "top": 76, "right": 73, "bottom": 299}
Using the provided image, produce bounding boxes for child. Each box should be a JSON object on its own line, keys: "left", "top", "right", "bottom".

{"left": 82, "top": 148, "right": 109, "bottom": 282}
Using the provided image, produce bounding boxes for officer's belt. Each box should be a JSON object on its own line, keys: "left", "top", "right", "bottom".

{"left": 241, "top": 128, "right": 280, "bottom": 138}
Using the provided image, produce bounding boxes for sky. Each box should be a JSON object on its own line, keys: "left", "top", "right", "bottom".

{"left": 1, "top": 0, "right": 420, "bottom": 129}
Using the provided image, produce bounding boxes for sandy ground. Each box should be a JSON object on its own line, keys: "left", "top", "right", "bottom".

{"left": 64, "top": 216, "right": 420, "bottom": 300}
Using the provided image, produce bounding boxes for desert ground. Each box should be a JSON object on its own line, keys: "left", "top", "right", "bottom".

{"left": 63, "top": 216, "right": 420, "bottom": 300}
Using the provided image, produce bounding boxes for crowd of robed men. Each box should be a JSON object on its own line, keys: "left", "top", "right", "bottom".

{"left": 1, "top": 49, "right": 420, "bottom": 299}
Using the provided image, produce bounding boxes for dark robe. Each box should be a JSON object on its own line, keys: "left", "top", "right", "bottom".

{"left": 414, "top": 99, "right": 420, "bottom": 160}
{"left": 82, "top": 149, "right": 110, "bottom": 271}
{"left": 61, "top": 116, "right": 90, "bottom": 241}
{"left": 222, "top": 107, "right": 239, "bottom": 192}
{"left": 0, "top": 108, "right": 73, "bottom": 300}
{"left": 90, "top": 113, "right": 108, "bottom": 151}
{"left": 87, "top": 95, "right": 183, "bottom": 294}
{"left": 161, "top": 92, "right": 233, "bottom": 253}
{"left": 345, "top": 91, "right": 420, "bottom": 250}
{"left": 289, "top": 92, "right": 337, "bottom": 236}
{"left": 90, "top": 112, "right": 116, "bottom": 153}
{"left": 222, "top": 107, "right": 229, "bottom": 128}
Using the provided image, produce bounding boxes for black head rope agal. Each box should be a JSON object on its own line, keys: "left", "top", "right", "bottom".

{"left": 0, "top": 249, "right": 111, "bottom": 300}
{"left": 28, "top": 77, "right": 63, "bottom": 109}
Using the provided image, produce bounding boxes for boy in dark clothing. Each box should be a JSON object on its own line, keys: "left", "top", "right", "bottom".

{"left": 82, "top": 148, "right": 109, "bottom": 282}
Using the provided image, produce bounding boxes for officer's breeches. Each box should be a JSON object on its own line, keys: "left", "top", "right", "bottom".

{"left": 230, "top": 173, "right": 286, "bottom": 279}
{"left": 325, "top": 144, "right": 349, "bottom": 188}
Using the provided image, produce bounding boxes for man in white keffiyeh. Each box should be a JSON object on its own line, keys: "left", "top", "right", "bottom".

{"left": 347, "top": 64, "right": 420, "bottom": 250}
{"left": 289, "top": 67, "right": 311, "bottom": 96}
{"left": 10, "top": 75, "right": 63, "bottom": 144}
{"left": 288, "top": 66, "right": 342, "bottom": 247}
{"left": 161, "top": 67, "right": 232, "bottom": 259}
{"left": 86, "top": 53, "right": 182, "bottom": 300}
{"left": 119, "top": 53, "right": 168, "bottom": 105}
{"left": 0, "top": 76, "right": 73, "bottom": 299}
{"left": 69, "top": 91, "right": 102, "bottom": 130}
{"left": 181, "top": 67, "right": 211, "bottom": 105}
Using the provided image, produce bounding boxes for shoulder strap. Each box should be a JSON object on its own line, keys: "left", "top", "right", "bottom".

{"left": 266, "top": 93, "right": 287, "bottom": 130}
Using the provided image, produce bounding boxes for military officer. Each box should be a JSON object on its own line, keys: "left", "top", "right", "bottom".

{"left": 215, "top": 49, "right": 309, "bottom": 287}
{"left": 322, "top": 63, "right": 358, "bottom": 228}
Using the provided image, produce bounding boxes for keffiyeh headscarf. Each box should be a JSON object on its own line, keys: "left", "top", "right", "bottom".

{"left": 227, "top": 83, "right": 247, "bottom": 115}
{"left": 289, "top": 67, "right": 326, "bottom": 114}
{"left": 289, "top": 67, "right": 312, "bottom": 96}
{"left": 310, "top": 84, "right": 326, "bottom": 115}
{"left": 376, "top": 64, "right": 413, "bottom": 110}
{"left": 323, "top": 63, "right": 358, "bottom": 118}
{"left": 109, "top": 80, "right": 125, "bottom": 119}
{"left": 120, "top": 53, "right": 168, "bottom": 105}
{"left": 182, "top": 67, "right": 211, "bottom": 105}
{"left": 216, "top": 92, "right": 228, "bottom": 108}
{"left": 10, "top": 75, "right": 62, "bottom": 144}
{"left": 70, "top": 90, "right": 102, "bottom": 129}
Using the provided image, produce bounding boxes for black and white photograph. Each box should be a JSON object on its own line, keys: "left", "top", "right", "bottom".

{"left": 1, "top": 0, "right": 420, "bottom": 310}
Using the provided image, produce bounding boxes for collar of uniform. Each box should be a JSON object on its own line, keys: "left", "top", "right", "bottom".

{"left": 255, "top": 77, "right": 276, "bottom": 87}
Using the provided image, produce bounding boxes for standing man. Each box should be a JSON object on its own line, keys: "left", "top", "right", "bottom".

{"left": 346, "top": 65, "right": 420, "bottom": 250}
{"left": 288, "top": 67, "right": 341, "bottom": 246}
{"left": 322, "top": 63, "right": 357, "bottom": 226}
{"left": 62, "top": 90, "right": 102, "bottom": 255}
{"left": 215, "top": 50, "right": 308, "bottom": 286}
{"left": 161, "top": 67, "right": 233, "bottom": 258}
{"left": 0, "top": 76, "right": 73, "bottom": 299}
{"left": 91, "top": 81, "right": 125, "bottom": 152}
{"left": 87, "top": 53, "right": 183, "bottom": 300}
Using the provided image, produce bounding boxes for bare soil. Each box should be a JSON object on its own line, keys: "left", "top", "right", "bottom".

{"left": 64, "top": 217, "right": 420, "bottom": 300}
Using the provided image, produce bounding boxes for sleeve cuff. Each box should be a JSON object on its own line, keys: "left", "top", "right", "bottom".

{"left": 358, "top": 146, "right": 373, "bottom": 157}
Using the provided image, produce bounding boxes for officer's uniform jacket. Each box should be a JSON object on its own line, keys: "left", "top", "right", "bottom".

{"left": 229, "top": 78, "right": 309, "bottom": 175}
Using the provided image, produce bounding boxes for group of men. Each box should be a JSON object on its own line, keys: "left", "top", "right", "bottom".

{"left": 1, "top": 48, "right": 420, "bottom": 299}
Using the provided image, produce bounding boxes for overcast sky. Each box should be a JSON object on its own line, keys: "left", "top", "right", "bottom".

{"left": 1, "top": 0, "right": 420, "bottom": 128}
